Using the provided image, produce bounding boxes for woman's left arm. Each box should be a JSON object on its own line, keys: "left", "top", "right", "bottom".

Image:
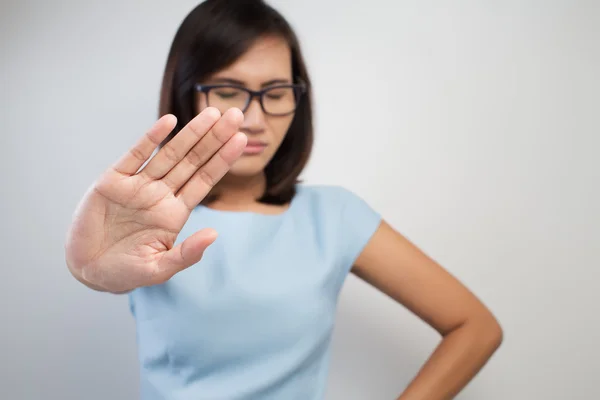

{"left": 353, "top": 220, "right": 503, "bottom": 400}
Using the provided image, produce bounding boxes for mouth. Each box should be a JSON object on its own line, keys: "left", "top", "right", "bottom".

{"left": 243, "top": 140, "right": 267, "bottom": 155}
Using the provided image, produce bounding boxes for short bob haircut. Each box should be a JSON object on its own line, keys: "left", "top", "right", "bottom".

{"left": 158, "top": 0, "right": 313, "bottom": 205}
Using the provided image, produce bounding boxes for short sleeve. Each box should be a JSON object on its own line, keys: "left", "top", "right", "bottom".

{"left": 128, "top": 293, "right": 136, "bottom": 317}
{"left": 336, "top": 187, "right": 382, "bottom": 277}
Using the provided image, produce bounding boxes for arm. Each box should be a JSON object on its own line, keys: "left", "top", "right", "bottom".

{"left": 352, "top": 220, "right": 503, "bottom": 400}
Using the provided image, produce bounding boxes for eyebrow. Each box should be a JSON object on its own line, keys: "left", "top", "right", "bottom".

{"left": 209, "top": 77, "right": 292, "bottom": 87}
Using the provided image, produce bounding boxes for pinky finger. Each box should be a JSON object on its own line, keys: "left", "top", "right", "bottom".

{"left": 112, "top": 114, "right": 178, "bottom": 175}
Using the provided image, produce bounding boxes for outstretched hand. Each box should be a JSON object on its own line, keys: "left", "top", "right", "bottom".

{"left": 65, "top": 107, "right": 247, "bottom": 293}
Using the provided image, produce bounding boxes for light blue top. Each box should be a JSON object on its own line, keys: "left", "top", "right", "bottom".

{"left": 128, "top": 184, "right": 381, "bottom": 400}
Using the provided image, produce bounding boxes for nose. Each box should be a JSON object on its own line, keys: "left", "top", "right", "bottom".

{"left": 241, "top": 97, "right": 266, "bottom": 134}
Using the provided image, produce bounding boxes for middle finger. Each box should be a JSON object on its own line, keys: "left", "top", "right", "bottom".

{"left": 163, "top": 107, "right": 244, "bottom": 192}
{"left": 139, "top": 107, "right": 223, "bottom": 180}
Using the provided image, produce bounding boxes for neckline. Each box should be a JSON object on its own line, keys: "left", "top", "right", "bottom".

{"left": 194, "top": 185, "right": 303, "bottom": 218}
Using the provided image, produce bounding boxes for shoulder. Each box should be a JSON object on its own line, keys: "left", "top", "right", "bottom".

{"left": 294, "top": 183, "right": 369, "bottom": 209}
{"left": 295, "top": 184, "right": 382, "bottom": 274}
{"left": 294, "top": 183, "right": 381, "bottom": 236}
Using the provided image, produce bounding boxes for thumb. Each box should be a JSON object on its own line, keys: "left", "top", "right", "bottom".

{"left": 155, "top": 228, "right": 218, "bottom": 282}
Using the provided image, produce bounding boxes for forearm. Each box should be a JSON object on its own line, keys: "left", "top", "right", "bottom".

{"left": 397, "top": 316, "right": 503, "bottom": 400}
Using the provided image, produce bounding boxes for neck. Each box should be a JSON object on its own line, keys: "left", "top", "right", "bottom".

{"left": 211, "top": 172, "right": 266, "bottom": 206}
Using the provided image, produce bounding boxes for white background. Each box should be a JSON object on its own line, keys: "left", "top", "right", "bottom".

{"left": 1, "top": 0, "right": 598, "bottom": 399}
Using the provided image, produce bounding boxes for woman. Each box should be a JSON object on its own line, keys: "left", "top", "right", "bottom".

{"left": 65, "top": 0, "right": 503, "bottom": 399}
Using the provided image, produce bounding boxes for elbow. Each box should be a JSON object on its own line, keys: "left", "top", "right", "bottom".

{"left": 486, "top": 318, "right": 504, "bottom": 351}
{"left": 446, "top": 309, "right": 503, "bottom": 353}
{"left": 473, "top": 311, "right": 504, "bottom": 352}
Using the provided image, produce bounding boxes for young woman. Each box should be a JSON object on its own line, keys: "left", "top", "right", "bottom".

{"left": 65, "top": 0, "right": 503, "bottom": 399}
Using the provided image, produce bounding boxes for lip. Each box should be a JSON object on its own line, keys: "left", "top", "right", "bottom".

{"left": 243, "top": 140, "right": 267, "bottom": 155}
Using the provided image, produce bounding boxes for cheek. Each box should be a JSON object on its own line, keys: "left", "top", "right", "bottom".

{"left": 268, "top": 116, "right": 294, "bottom": 146}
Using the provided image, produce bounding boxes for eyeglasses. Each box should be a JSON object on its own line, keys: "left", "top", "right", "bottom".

{"left": 194, "top": 81, "right": 307, "bottom": 116}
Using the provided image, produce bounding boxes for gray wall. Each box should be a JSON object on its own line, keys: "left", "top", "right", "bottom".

{"left": 1, "top": 0, "right": 598, "bottom": 399}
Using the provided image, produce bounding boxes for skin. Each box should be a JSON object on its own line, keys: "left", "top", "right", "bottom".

{"left": 195, "top": 36, "right": 295, "bottom": 213}
{"left": 65, "top": 35, "right": 502, "bottom": 398}
{"left": 355, "top": 224, "right": 503, "bottom": 400}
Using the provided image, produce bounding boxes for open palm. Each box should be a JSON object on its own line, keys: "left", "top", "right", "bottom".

{"left": 65, "top": 107, "right": 247, "bottom": 293}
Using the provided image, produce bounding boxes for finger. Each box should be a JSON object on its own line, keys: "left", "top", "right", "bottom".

{"left": 178, "top": 132, "right": 247, "bottom": 210}
{"left": 154, "top": 228, "right": 218, "bottom": 282}
{"left": 112, "top": 114, "right": 177, "bottom": 175}
{"left": 140, "top": 107, "right": 222, "bottom": 180}
{"left": 162, "top": 107, "right": 244, "bottom": 192}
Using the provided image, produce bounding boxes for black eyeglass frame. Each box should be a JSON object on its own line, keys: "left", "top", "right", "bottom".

{"left": 194, "top": 80, "right": 307, "bottom": 116}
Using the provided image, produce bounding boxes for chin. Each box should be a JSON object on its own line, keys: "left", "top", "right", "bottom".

{"left": 227, "top": 156, "right": 270, "bottom": 177}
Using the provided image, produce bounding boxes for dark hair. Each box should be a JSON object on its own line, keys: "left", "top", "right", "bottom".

{"left": 158, "top": 0, "right": 313, "bottom": 205}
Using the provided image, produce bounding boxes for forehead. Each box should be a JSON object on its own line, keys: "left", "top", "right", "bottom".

{"left": 212, "top": 36, "right": 292, "bottom": 83}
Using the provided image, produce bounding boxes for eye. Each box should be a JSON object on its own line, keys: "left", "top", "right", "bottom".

{"left": 215, "top": 89, "right": 242, "bottom": 99}
{"left": 265, "top": 87, "right": 292, "bottom": 100}
{"left": 266, "top": 92, "right": 284, "bottom": 100}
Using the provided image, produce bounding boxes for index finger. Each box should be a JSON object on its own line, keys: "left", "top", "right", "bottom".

{"left": 112, "top": 114, "right": 177, "bottom": 175}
